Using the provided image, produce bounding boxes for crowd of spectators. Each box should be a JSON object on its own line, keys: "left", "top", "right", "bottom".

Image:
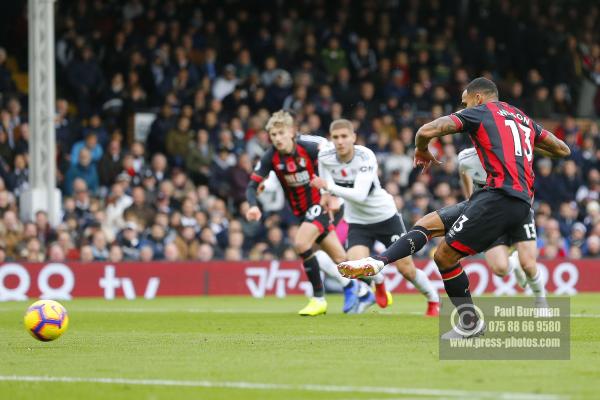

{"left": 0, "top": 0, "right": 598, "bottom": 263}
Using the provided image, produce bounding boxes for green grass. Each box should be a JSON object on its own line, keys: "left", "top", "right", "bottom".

{"left": 1, "top": 295, "right": 599, "bottom": 400}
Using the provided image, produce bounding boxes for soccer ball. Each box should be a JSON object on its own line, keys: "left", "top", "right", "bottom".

{"left": 24, "top": 300, "right": 69, "bottom": 341}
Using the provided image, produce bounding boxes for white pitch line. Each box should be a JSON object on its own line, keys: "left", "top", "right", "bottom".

{"left": 21, "top": 307, "right": 600, "bottom": 318}
{"left": 0, "top": 375, "right": 566, "bottom": 400}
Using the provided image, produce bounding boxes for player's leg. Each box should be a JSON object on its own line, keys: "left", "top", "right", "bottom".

{"left": 484, "top": 244, "right": 511, "bottom": 277}
{"left": 484, "top": 231, "right": 529, "bottom": 287}
{"left": 506, "top": 209, "right": 545, "bottom": 304}
{"left": 318, "top": 231, "right": 359, "bottom": 313}
{"left": 439, "top": 191, "right": 529, "bottom": 338}
{"left": 337, "top": 211, "right": 441, "bottom": 277}
{"left": 434, "top": 240, "right": 484, "bottom": 338}
{"left": 515, "top": 240, "right": 547, "bottom": 306}
{"left": 314, "top": 250, "right": 351, "bottom": 288}
{"left": 313, "top": 209, "right": 349, "bottom": 284}
{"left": 337, "top": 202, "right": 466, "bottom": 278}
{"left": 346, "top": 244, "right": 377, "bottom": 312}
{"left": 294, "top": 221, "right": 327, "bottom": 316}
{"left": 377, "top": 214, "right": 439, "bottom": 314}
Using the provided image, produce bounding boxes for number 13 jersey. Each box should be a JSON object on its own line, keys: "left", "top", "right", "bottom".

{"left": 450, "top": 101, "right": 550, "bottom": 204}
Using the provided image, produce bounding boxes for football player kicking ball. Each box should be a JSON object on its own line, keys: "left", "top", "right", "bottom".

{"left": 338, "top": 78, "right": 570, "bottom": 338}
{"left": 310, "top": 119, "right": 440, "bottom": 316}
{"left": 246, "top": 110, "right": 354, "bottom": 316}
{"left": 456, "top": 148, "right": 547, "bottom": 307}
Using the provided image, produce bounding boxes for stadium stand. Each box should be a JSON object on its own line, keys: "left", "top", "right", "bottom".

{"left": 0, "top": 0, "right": 598, "bottom": 262}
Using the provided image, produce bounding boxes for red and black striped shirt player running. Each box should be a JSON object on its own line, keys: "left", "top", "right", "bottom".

{"left": 245, "top": 110, "right": 347, "bottom": 316}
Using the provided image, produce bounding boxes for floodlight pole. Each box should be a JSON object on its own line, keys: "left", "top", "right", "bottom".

{"left": 21, "top": 0, "right": 61, "bottom": 226}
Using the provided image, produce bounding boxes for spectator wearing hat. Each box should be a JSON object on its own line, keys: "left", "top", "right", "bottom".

{"left": 570, "top": 222, "right": 588, "bottom": 248}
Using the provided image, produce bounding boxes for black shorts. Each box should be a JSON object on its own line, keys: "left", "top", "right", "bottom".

{"left": 300, "top": 204, "right": 334, "bottom": 243}
{"left": 347, "top": 214, "right": 407, "bottom": 249}
{"left": 488, "top": 208, "right": 536, "bottom": 248}
{"left": 444, "top": 190, "right": 530, "bottom": 256}
{"left": 437, "top": 201, "right": 469, "bottom": 232}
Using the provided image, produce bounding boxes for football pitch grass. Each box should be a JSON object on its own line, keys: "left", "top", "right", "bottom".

{"left": 1, "top": 295, "right": 600, "bottom": 400}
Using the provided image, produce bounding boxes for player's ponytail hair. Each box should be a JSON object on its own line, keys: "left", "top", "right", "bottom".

{"left": 329, "top": 118, "right": 354, "bottom": 133}
{"left": 265, "top": 110, "right": 294, "bottom": 132}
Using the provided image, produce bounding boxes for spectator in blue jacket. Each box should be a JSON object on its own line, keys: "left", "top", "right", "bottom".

{"left": 64, "top": 148, "right": 99, "bottom": 195}
{"left": 70, "top": 132, "right": 103, "bottom": 166}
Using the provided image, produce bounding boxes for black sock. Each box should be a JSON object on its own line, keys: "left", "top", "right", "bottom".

{"left": 441, "top": 263, "right": 478, "bottom": 327}
{"left": 300, "top": 250, "right": 324, "bottom": 297}
{"left": 373, "top": 225, "right": 431, "bottom": 264}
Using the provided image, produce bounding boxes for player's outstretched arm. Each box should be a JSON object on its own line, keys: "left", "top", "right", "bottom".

{"left": 414, "top": 116, "right": 460, "bottom": 172}
{"left": 534, "top": 130, "right": 571, "bottom": 159}
{"left": 245, "top": 179, "right": 262, "bottom": 221}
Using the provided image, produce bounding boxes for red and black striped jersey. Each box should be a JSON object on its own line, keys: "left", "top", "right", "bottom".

{"left": 450, "top": 101, "right": 550, "bottom": 203}
{"left": 250, "top": 138, "right": 321, "bottom": 216}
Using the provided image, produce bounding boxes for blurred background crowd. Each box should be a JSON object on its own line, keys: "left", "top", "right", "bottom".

{"left": 0, "top": 0, "right": 598, "bottom": 263}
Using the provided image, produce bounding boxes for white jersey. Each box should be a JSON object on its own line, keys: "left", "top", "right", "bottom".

{"left": 458, "top": 148, "right": 487, "bottom": 188}
{"left": 318, "top": 145, "right": 397, "bottom": 224}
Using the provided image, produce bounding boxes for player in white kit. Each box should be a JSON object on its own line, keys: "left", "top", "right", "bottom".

{"left": 310, "top": 119, "right": 440, "bottom": 316}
